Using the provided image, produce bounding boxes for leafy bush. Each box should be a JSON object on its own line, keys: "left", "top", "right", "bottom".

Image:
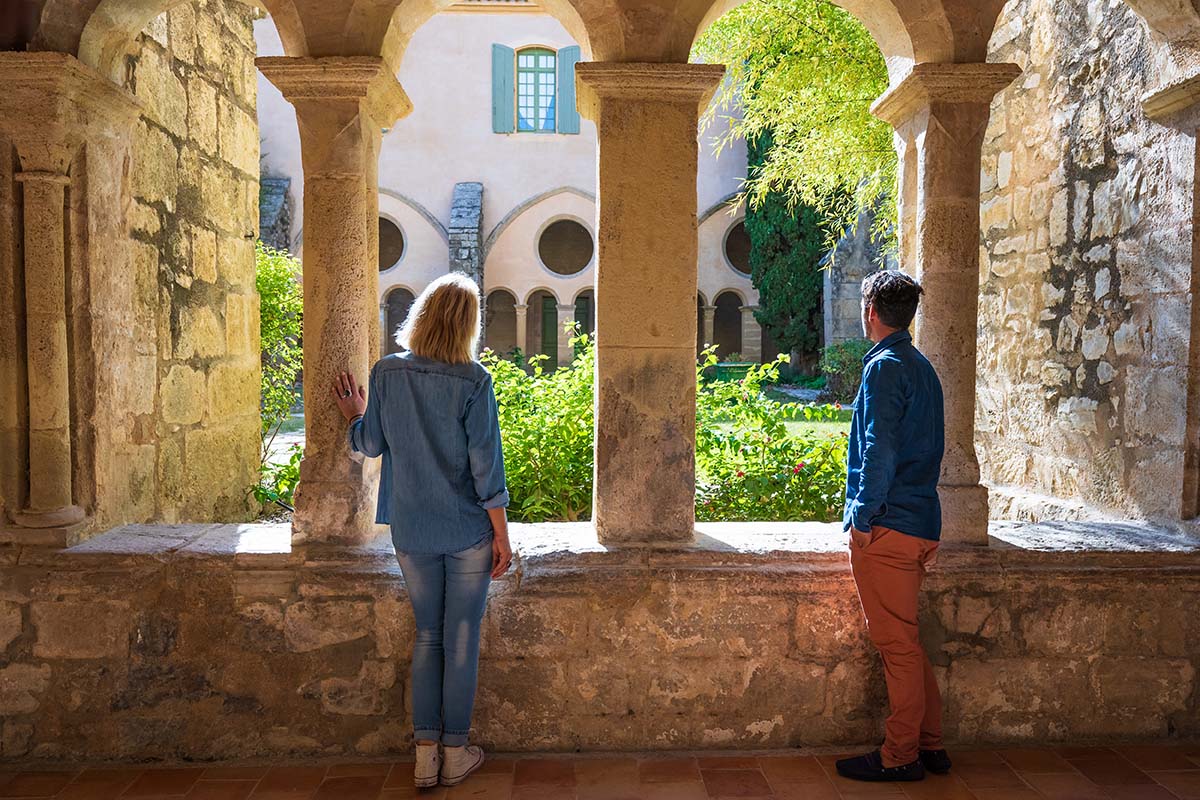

{"left": 254, "top": 242, "right": 303, "bottom": 509}
{"left": 820, "top": 338, "right": 872, "bottom": 403}
{"left": 485, "top": 331, "right": 848, "bottom": 523}
{"left": 696, "top": 349, "right": 848, "bottom": 522}
{"left": 482, "top": 326, "right": 594, "bottom": 522}
{"left": 253, "top": 444, "right": 302, "bottom": 508}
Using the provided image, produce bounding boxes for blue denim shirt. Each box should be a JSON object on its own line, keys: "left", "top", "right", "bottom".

{"left": 348, "top": 352, "right": 509, "bottom": 555}
{"left": 843, "top": 329, "right": 944, "bottom": 541}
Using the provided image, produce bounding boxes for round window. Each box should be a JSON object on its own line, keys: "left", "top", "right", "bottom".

{"left": 379, "top": 218, "right": 405, "bottom": 271}
{"left": 538, "top": 219, "right": 594, "bottom": 276}
{"left": 725, "top": 220, "right": 751, "bottom": 276}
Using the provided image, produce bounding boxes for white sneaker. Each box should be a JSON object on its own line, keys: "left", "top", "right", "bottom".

{"left": 414, "top": 742, "right": 440, "bottom": 788}
{"left": 440, "top": 744, "right": 485, "bottom": 786}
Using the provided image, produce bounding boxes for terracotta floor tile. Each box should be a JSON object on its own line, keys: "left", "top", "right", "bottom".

{"left": 639, "top": 782, "right": 710, "bottom": 800}
{"left": 325, "top": 763, "right": 392, "bottom": 777}
{"left": 510, "top": 786, "right": 577, "bottom": 800}
{"left": 1056, "top": 747, "right": 1116, "bottom": 760}
{"left": 640, "top": 760, "right": 701, "bottom": 784}
{"left": 767, "top": 780, "right": 840, "bottom": 800}
{"left": 998, "top": 749, "right": 1076, "bottom": 774}
{"left": 577, "top": 785, "right": 641, "bottom": 800}
{"left": 1020, "top": 771, "right": 1106, "bottom": 800}
{"left": 954, "top": 762, "right": 1028, "bottom": 791}
{"left": 696, "top": 757, "right": 761, "bottom": 771}
{"left": 58, "top": 769, "right": 143, "bottom": 800}
{"left": 574, "top": 758, "right": 639, "bottom": 784}
{"left": 384, "top": 764, "right": 417, "bottom": 790}
{"left": 0, "top": 771, "right": 77, "bottom": 798}
{"left": 699, "top": 768, "right": 773, "bottom": 798}
{"left": 312, "top": 775, "right": 385, "bottom": 800}
{"left": 1115, "top": 748, "right": 1200, "bottom": 773}
{"left": 1147, "top": 770, "right": 1200, "bottom": 800}
{"left": 758, "top": 756, "right": 826, "bottom": 785}
{"left": 1100, "top": 785, "right": 1180, "bottom": 800}
{"left": 248, "top": 767, "right": 326, "bottom": 798}
{"left": 512, "top": 759, "right": 575, "bottom": 787}
{"left": 948, "top": 752, "right": 1005, "bottom": 768}
{"left": 185, "top": 780, "right": 259, "bottom": 800}
{"left": 199, "top": 769, "right": 269, "bottom": 782}
{"left": 899, "top": 774, "right": 979, "bottom": 799}
{"left": 445, "top": 772, "right": 517, "bottom": 799}
{"left": 813, "top": 757, "right": 905, "bottom": 798}
{"left": 122, "top": 768, "right": 205, "bottom": 797}
{"left": 377, "top": 787, "right": 447, "bottom": 800}
{"left": 1067, "top": 756, "right": 1153, "bottom": 786}
{"left": 476, "top": 760, "right": 517, "bottom": 776}
{"left": 970, "top": 789, "right": 1042, "bottom": 800}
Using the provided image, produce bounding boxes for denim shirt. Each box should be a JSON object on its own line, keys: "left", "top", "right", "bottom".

{"left": 843, "top": 329, "right": 944, "bottom": 541}
{"left": 348, "top": 352, "right": 509, "bottom": 555}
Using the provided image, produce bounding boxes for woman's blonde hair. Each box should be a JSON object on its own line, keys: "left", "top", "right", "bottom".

{"left": 396, "top": 273, "right": 481, "bottom": 364}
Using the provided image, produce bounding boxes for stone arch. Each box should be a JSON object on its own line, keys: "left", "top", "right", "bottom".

{"left": 484, "top": 288, "right": 519, "bottom": 356}
{"left": 699, "top": 192, "right": 741, "bottom": 226}
{"left": 524, "top": 287, "right": 562, "bottom": 367}
{"left": 382, "top": 284, "right": 417, "bottom": 355}
{"left": 74, "top": 0, "right": 306, "bottom": 81}
{"left": 523, "top": 285, "right": 563, "bottom": 305}
{"left": 712, "top": 289, "right": 743, "bottom": 358}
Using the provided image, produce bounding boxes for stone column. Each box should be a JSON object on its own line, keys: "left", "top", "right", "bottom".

{"left": 701, "top": 305, "right": 716, "bottom": 350}
{"left": 0, "top": 54, "right": 139, "bottom": 540}
{"left": 577, "top": 62, "right": 724, "bottom": 544}
{"left": 739, "top": 305, "right": 762, "bottom": 362}
{"left": 258, "top": 57, "right": 411, "bottom": 545}
{"left": 872, "top": 62, "right": 1019, "bottom": 544}
{"left": 556, "top": 303, "right": 576, "bottom": 367}
{"left": 514, "top": 303, "right": 528, "bottom": 356}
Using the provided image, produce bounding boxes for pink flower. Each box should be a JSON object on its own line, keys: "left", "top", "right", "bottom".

{"left": 834, "top": 403, "right": 842, "bottom": 410}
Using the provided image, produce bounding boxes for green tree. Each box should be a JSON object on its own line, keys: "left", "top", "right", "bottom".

{"left": 693, "top": 0, "right": 895, "bottom": 243}
{"left": 745, "top": 131, "right": 828, "bottom": 360}
{"left": 256, "top": 242, "right": 303, "bottom": 461}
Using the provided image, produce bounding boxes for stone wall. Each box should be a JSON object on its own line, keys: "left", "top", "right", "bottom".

{"left": 124, "top": 0, "right": 260, "bottom": 523}
{"left": 978, "top": 0, "right": 1197, "bottom": 520}
{"left": 0, "top": 524, "right": 1196, "bottom": 761}
{"left": 822, "top": 209, "right": 893, "bottom": 347}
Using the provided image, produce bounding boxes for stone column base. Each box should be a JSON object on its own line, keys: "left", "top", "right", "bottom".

{"left": 0, "top": 517, "right": 90, "bottom": 548}
{"left": 939, "top": 484, "right": 990, "bottom": 545}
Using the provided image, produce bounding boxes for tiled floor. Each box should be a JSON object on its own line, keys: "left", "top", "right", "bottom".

{"left": 2, "top": 745, "right": 1199, "bottom": 799}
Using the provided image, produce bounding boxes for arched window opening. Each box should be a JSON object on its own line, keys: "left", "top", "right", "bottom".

{"left": 384, "top": 288, "right": 416, "bottom": 356}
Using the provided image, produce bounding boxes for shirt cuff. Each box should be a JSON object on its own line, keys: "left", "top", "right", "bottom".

{"left": 346, "top": 416, "right": 363, "bottom": 451}
{"left": 478, "top": 488, "right": 510, "bottom": 509}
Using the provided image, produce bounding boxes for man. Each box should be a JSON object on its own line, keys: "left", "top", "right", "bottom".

{"left": 835, "top": 270, "right": 951, "bottom": 783}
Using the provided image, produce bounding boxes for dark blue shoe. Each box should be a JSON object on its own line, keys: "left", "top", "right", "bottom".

{"left": 920, "top": 749, "right": 952, "bottom": 774}
{"left": 835, "top": 750, "right": 925, "bottom": 782}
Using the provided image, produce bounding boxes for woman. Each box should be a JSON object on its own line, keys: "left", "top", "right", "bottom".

{"left": 332, "top": 272, "right": 512, "bottom": 789}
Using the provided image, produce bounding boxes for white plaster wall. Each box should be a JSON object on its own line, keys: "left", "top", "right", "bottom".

{"left": 254, "top": 6, "right": 753, "bottom": 309}
{"left": 698, "top": 210, "right": 757, "bottom": 308}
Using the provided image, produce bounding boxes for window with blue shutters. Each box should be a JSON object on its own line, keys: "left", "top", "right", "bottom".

{"left": 491, "top": 43, "right": 582, "bottom": 134}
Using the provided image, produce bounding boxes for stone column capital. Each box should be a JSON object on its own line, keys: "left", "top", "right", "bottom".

{"left": 514, "top": 303, "right": 529, "bottom": 312}
{"left": 575, "top": 62, "right": 725, "bottom": 121}
{"left": 0, "top": 52, "right": 140, "bottom": 174}
{"left": 1143, "top": 72, "right": 1200, "bottom": 119}
{"left": 256, "top": 56, "right": 412, "bottom": 130}
{"left": 870, "top": 62, "right": 1020, "bottom": 129}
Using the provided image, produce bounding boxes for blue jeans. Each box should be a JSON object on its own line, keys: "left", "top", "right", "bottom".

{"left": 396, "top": 535, "right": 492, "bottom": 746}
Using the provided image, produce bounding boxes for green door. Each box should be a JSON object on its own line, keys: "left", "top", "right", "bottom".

{"left": 541, "top": 295, "right": 558, "bottom": 369}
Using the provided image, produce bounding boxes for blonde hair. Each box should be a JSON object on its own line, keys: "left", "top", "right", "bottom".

{"left": 396, "top": 273, "right": 481, "bottom": 364}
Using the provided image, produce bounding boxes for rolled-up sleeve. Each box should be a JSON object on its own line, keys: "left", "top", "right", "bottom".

{"left": 464, "top": 373, "right": 509, "bottom": 509}
{"left": 348, "top": 365, "right": 387, "bottom": 458}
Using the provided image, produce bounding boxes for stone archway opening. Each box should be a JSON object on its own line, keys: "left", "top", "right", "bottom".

{"left": 524, "top": 289, "right": 561, "bottom": 369}
{"left": 484, "top": 288, "right": 519, "bottom": 357}
{"left": 712, "top": 291, "right": 743, "bottom": 359}
{"left": 383, "top": 287, "right": 416, "bottom": 356}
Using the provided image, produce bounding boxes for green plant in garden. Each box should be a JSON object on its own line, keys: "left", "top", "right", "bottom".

{"left": 255, "top": 444, "right": 302, "bottom": 509}
{"left": 482, "top": 324, "right": 595, "bottom": 522}
{"left": 696, "top": 347, "right": 848, "bottom": 521}
{"left": 820, "top": 338, "right": 872, "bottom": 402}
{"left": 253, "top": 242, "right": 303, "bottom": 508}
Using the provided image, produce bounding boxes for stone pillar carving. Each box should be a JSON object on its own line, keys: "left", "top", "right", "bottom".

{"left": 701, "top": 305, "right": 716, "bottom": 350}
{"left": 739, "top": 305, "right": 762, "bottom": 362}
{"left": 872, "top": 62, "right": 1019, "bottom": 544}
{"left": 556, "top": 303, "right": 576, "bottom": 367}
{"left": 0, "top": 54, "right": 138, "bottom": 541}
{"left": 577, "top": 62, "right": 724, "bottom": 544}
{"left": 258, "top": 57, "right": 411, "bottom": 545}
{"left": 514, "top": 303, "right": 528, "bottom": 356}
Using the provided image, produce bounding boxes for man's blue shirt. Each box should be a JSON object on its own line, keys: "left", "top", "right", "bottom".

{"left": 348, "top": 352, "right": 509, "bottom": 555}
{"left": 843, "top": 329, "right": 944, "bottom": 541}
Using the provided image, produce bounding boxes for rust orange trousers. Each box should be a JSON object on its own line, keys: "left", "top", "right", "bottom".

{"left": 849, "top": 525, "right": 943, "bottom": 767}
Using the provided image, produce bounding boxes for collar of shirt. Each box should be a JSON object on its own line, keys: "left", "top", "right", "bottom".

{"left": 863, "top": 329, "right": 913, "bottom": 364}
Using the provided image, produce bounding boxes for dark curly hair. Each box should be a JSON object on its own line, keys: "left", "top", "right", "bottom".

{"left": 861, "top": 270, "right": 923, "bottom": 330}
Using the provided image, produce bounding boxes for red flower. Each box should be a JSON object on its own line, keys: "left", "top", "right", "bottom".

{"left": 736, "top": 470, "right": 745, "bottom": 478}
{"left": 834, "top": 403, "right": 842, "bottom": 410}
{"left": 793, "top": 461, "right": 807, "bottom": 474}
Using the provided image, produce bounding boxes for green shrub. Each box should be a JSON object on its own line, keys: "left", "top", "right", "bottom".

{"left": 696, "top": 348, "right": 847, "bottom": 522}
{"left": 819, "top": 338, "right": 871, "bottom": 403}
{"left": 254, "top": 444, "right": 302, "bottom": 508}
{"left": 254, "top": 242, "right": 303, "bottom": 509}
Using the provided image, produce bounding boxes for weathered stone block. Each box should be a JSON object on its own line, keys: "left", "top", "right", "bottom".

{"left": 792, "top": 593, "right": 869, "bottom": 659}
{"left": 218, "top": 97, "right": 260, "bottom": 176}
{"left": 31, "top": 600, "right": 130, "bottom": 659}
{"left": 134, "top": 48, "right": 187, "bottom": 132}
{"left": 131, "top": 121, "right": 178, "bottom": 211}
{"left": 191, "top": 226, "right": 218, "bottom": 284}
{"left": 0, "top": 601, "right": 21, "bottom": 652}
{"left": 482, "top": 597, "right": 589, "bottom": 659}
{"left": 174, "top": 305, "right": 225, "bottom": 360}
{"left": 187, "top": 77, "right": 219, "bottom": 156}
{"left": 303, "top": 660, "right": 397, "bottom": 716}
{"left": 283, "top": 600, "right": 372, "bottom": 653}
{"left": 0, "top": 664, "right": 50, "bottom": 715}
{"left": 205, "top": 361, "right": 258, "bottom": 422}
{"left": 1091, "top": 658, "right": 1194, "bottom": 713}
{"left": 224, "top": 293, "right": 258, "bottom": 355}
{"left": 161, "top": 364, "right": 205, "bottom": 425}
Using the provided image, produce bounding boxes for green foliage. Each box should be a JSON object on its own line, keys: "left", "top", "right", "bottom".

{"left": 820, "top": 338, "right": 872, "bottom": 402}
{"left": 693, "top": 0, "right": 896, "bottom": 245}
{"left": 745, "top": 131, "right": 830, "bottom": 358}
{"left": 482, "top": 325, "right": 595, "bottom": 522}
{"left": 485, "top": 332, "right": 848, "bottom": 522}
{"left": 252, "top": 444, "right": 302, "bottom": 508}
{"left": 256, "top": 242, "right": 303, "bottom": 458}
{"left": 696, "top": 348, "right": 848, "bottom": 521}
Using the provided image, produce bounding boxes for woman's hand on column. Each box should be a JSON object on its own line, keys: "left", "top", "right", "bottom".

{"left": 332, "top": 372, "right": 368, "bottom": 421}
{"left": 491, "top": 533, "right": 512, "bottom": 578}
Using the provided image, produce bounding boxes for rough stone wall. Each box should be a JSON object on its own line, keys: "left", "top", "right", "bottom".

{"left": 448, "top": 181, "right": 484, "bottom": 284}
{"left": 822, "top": 210, "right": 894, "bottom": 347}
{"left": 978, "top": 0, "right": 1197, "bottom": 520}
{"left": 124, "top": 0, "right": 260, "bottom": 523}
{"left": 0, "top": 527, "right": 1197, "bottom": 761}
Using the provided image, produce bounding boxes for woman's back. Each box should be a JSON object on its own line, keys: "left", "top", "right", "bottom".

{"left": 350, "top": 351, "right": 509, "bottom": 555}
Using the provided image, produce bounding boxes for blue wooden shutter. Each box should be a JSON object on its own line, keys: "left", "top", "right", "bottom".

{"left": 556, "top": 45, "right": 581, "bottom": 134}
{"left": 492, "top": 44, "right": 515, "bottom": 133}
